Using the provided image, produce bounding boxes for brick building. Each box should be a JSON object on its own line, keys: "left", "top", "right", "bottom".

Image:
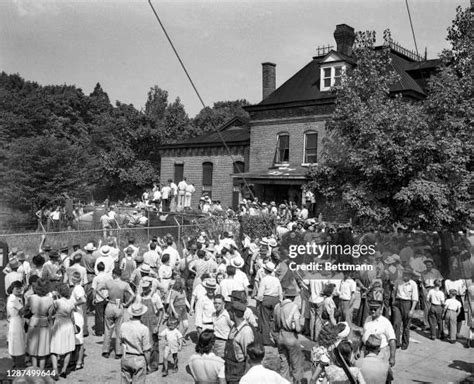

{"left": 159, "top": 117, "right": 249, "bottom": 210}
{"left": 234, "top": 24, "right": 439, "bottom": 209}
{"left": 159, "top": 23, "right": 439, "bottom": 211}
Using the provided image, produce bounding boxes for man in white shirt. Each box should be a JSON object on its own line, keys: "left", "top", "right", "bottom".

{"left": 338, "top": 270, "right": 357, "bottom": 325}
{"left": 256, "top": 262, "right": 282, "bottom": 346}
{"left": 195, "top": 279, "right": 217, "bottom": 334}
{"left": 94, "top": 245, "right": 115, "bottom": 276}
{"left": 163, "top": 238, "right": 181, "bottom": 269}
{"left": 185, "top": 183, "right": 196, "bottom": 208}
{"left": 161, "top": 181, "right": 172, "bottom": 212}
{"left": 218, "top": 266, "right": 246, "bottom": 302}
{"left": 392, "top": 268, "right": 418, "bottom": 350}
{"left": 239, "top": 342, "right": 289, "bottom": 384}
{"left": 363, "top": 299, "right": 396, "bottom": 366}
{"left": 427, "top": 279, "right": 445, "bottom": 340}
{"left": 177, "top": 177, "right": 187, "bottom": 210}
{"left": 143, "top": 243, "right": 161, "bottom": 273}
{"left": 231, "top": 257, "right": 250, "bottom": 289}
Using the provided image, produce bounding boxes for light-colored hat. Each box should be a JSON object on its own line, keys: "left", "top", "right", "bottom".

{"left": 197, "top": 236, "right": 206, "bottom": 244}
{"left": 139, "top": 264, "right": 151, "bottom": 274}
{"left": 141, "top": 280, "right": 152, "bottom": 288}
{"left": 205, "top": 244, "right": 216, "bottom": 253}
{"left": 228, "top": 231, "right": 234, "bottom": 237}
{"left": 100, "top": 245, "right": 111, "bottom": 256}
{"left": 267, "top": 238, "right": 278, "bottom": 248}
{"left": 230, "top": 257, "right": 244, "bottom": 269}
{"left": 260, "top": 237, "right": 269, "bottom": 246}
{"left": 128, "top": 303, "right": 148, "bottom": 317}
{"left": 202, "top": 278, "right": 217, "bottom": 290}
{"left": 270, "top": 201, "right": 276, "bottom": 206}
{"left": 423, "top": 258, "right": 435, "bottom": 265}
{"left": 337, "top": 322, "right": 351, "bottom": 339}
{"left": 384, "top": 256, "right": 395, "bottom": 264}
{"left": 263, "top": 261, "right": 276, "bottom": 273}
{"left": 125, "top": 247, "right": 134, "bottom": 255}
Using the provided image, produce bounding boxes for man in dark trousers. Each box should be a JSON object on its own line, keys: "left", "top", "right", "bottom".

{"left": 224, "top": 301, "right": 254, "bottom": 384}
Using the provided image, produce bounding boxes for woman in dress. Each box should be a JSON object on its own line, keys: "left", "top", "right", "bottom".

{"left": 50, "top": 284, "right": 76, "bottom": 380}
{"left": 168, "top": 278, "right": 190, "bottom": 340}
{"left": 25, "top": 278, "right": 53, "bottom": 369}
{"left": 70, "top": 271, "right": 86, "bottom": 370}
{"left": 7, "top": 280, "right": 26, "bottom": 368}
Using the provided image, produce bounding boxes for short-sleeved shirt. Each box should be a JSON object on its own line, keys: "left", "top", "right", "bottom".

{"left": 355, "top": 353, "right": 389, "bottom": 384}
{"left": 363, "top": 315, "right": 396, "bottom": 349}
{"left": 187, "top": 353, "right": 225, "bottom": 383}
{"left": 395, "top": 279, "right": 419, "bottom": 301}
{"left": 427, "top": 289, "right": 445, "bottom": 305}
{"left": 120, "top": 320, "right": 151, "bottom": 355}
{"left": 257, "top": 275, "right": 283, "bottom": 301}
{"left": 195, "top": 295, "right": 215, "bottom": 329}
{"left": 160, "top": 328, "right": 183, "bottom": 353}
{"left": 213, "top": 309, "right": 232, "bottom": 339}
{"left": 71, "top": 285, "right": 86, "bottom": 314}
{"left": 445, "top": 298, "right": 462, "bottom": 311}
{"left": 240, "top": 365, "right": 290, "bottom": 384}
{"left": 92, "top": 272, "right": 113, "bottom": 302}
{"left": 339, "top": 278, "right": 357, "bottom": 300}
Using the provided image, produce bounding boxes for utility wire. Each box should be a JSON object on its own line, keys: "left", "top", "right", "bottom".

{"left": 404, "top": 0, "right": 419, "bottom": 56}
{"left": 147, "top": 0, "right": 267, "bottom": 215}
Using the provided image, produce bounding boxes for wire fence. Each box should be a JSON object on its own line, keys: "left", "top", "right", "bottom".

{"left": 0, "top": 224, "right": 202, "bottom": 257}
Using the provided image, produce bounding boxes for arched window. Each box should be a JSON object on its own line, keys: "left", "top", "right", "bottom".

{"left": 304, "top": 131, "right": 318, "bottom": 164}
{"left": 202, "top": 162, "right": 213, "bottom": 197}
{"left": 274, "top": 133, "right": 289, "bottom": 164}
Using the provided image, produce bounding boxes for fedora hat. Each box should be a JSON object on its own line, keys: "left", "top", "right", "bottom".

{"left": 202, "top": 278, "right": 217, "bottom": 290}
{"left": 84, "top": 243, "right": 96, "bottom": 252}
{"left": 128, "top": 303, "right": 148, "bottom": 317}
{"left": 229, "top": 290, "right": 247, "bottom": 303}
{"left": 197, "top": 236, "right": 206, "bottom": 244}
{"left": 230, "top": 257, "right": 244, "bottom": 269}
{"left": 263, "top": 261, "right": 276, "bottom": 273}
{"left": 100, "top": 245, "right": 111, "bottom": 256}
{"left": 423, "top": 258, "right": 435, "bottom": 265}
{"left": 259, "top": 237, "right": 269, "bottom": 246}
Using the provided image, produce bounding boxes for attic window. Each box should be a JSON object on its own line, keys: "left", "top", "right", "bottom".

{"left": 320, "top": 65, "right": 344, "bottom": 91}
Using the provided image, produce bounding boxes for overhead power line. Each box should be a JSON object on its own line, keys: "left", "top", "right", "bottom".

{"left": 404, "top": 0, "right": 419, "bottom": 56}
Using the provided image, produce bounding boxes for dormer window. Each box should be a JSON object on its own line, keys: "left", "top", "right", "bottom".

{"left": 320, "top": 65, "right": 344, "bottom": 91}
{"left": 274, "top": 133, "right": 289, "bottom": 165}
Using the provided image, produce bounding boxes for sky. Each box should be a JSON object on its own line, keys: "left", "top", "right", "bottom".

{"left": 0, "top": 0, "right": 468, "bottom": 117}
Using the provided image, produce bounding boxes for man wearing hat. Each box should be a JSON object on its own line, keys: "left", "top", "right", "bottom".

{"left": 195, "top": 278, "right": 217, "bottom": 334}
{"left": 355, "top": 334, "right": 391, "bottom": 384}
{"left": 120, "top": 302, "right": 151, "bottom": 384}
{"left": 257, "top": 261, "right": 283, "bottom": 346}
{"left": 94, "top": 245, "right": 115, "bottom": 276}
{"left": 229, "top": 290, "right": 258, "bottom": 327}
{"left": 273, "top": 290, "right": 304, "bottom": 384}
{"left": 392, "top": 268, "right": 418, "bottom": 350}
{"left": 231, "top": 257, "right": 250, "bottom": 291}
{"left": 363, "top": 299, "right": 396, "bottom": 366}
{"left": 98, "top": 267, "right": 136, "bottom": 358}
{"left": 224, "top": 301, "right": 255, "bottom": 384}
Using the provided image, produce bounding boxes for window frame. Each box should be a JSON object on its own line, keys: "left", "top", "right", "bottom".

{"left": 174, "top": 163, "right": 184, "bottom": 182}
{"left": 202, "top": 161, "right": 213, "bottom": 197}
{"left": 273, "top": 132, "right": 290, "bottom": 166}
{"left": 320, "top": 64, "right": 345, "bottom": 91}
{"left": 302, "top": 131, "right": 318, "bottom": 166}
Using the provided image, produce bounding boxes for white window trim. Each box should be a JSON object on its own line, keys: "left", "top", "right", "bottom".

{"left": 302, "top": 131, "right": 318, "bottom": 166}
{"left": 274, "top": 133, "right": 290, "bottom": 166}
{"left": 320, "top": 64, "right": 345, "bottom": 91}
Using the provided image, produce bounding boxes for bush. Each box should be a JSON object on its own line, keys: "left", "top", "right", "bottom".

{"left": 239, "top": 214, "right": 274, "bottom": 240}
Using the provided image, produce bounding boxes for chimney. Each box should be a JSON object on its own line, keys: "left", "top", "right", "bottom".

{"left": 333, "top": 24, "right": 355, "bottom": 56}
{"left": 262, "top": 62, "right": 276, "bottom": 100}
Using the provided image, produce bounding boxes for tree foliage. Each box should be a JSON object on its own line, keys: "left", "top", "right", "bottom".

{"left": 307, "top": 6, "right": 472, "bottom": 231}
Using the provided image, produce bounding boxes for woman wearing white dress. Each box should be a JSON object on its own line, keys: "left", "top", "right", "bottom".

{"left": 71, "top": 271, "right": 86, "bottom": 370}
{"left": 50, "top": 284, "right": 76, "bottom": 380}
{"left": 7, "top": 280, "right": 26, "bottom": 368}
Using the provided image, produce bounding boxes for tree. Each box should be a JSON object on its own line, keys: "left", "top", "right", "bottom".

{"left": 191, "top": 99, "right": 250, "bottom": 137}
{"left": 307, "top": 8, "right": 472, "bottom": 231}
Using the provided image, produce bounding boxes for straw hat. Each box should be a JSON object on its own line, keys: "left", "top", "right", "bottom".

{"left": 230, "top": 257, "right": 244, "bottom": 269}
{"left": 84, "top": 243, "right": 96, "bottom": 252}
{"left": 128, "top": 303, "right": 148, "bottom": 317}
{"left": 263, "top": 261, "right": 276, "bottom": 273}
{"left": 202, "top": 278, "right": 217, "bottom": 290}
{"left": 100, "top": 245, "right": 111, "bottom": 256}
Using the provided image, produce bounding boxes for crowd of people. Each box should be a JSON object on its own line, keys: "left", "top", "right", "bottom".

{"left": 3, "top": 220, "right": 474, "bottom": 383}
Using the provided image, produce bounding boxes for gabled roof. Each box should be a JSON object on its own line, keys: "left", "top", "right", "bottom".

{"left": 159, "top": 117, "right": 249, "bottom": 149}
{"left": 253, "top": 47, "right": 438, "bottom": 109}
